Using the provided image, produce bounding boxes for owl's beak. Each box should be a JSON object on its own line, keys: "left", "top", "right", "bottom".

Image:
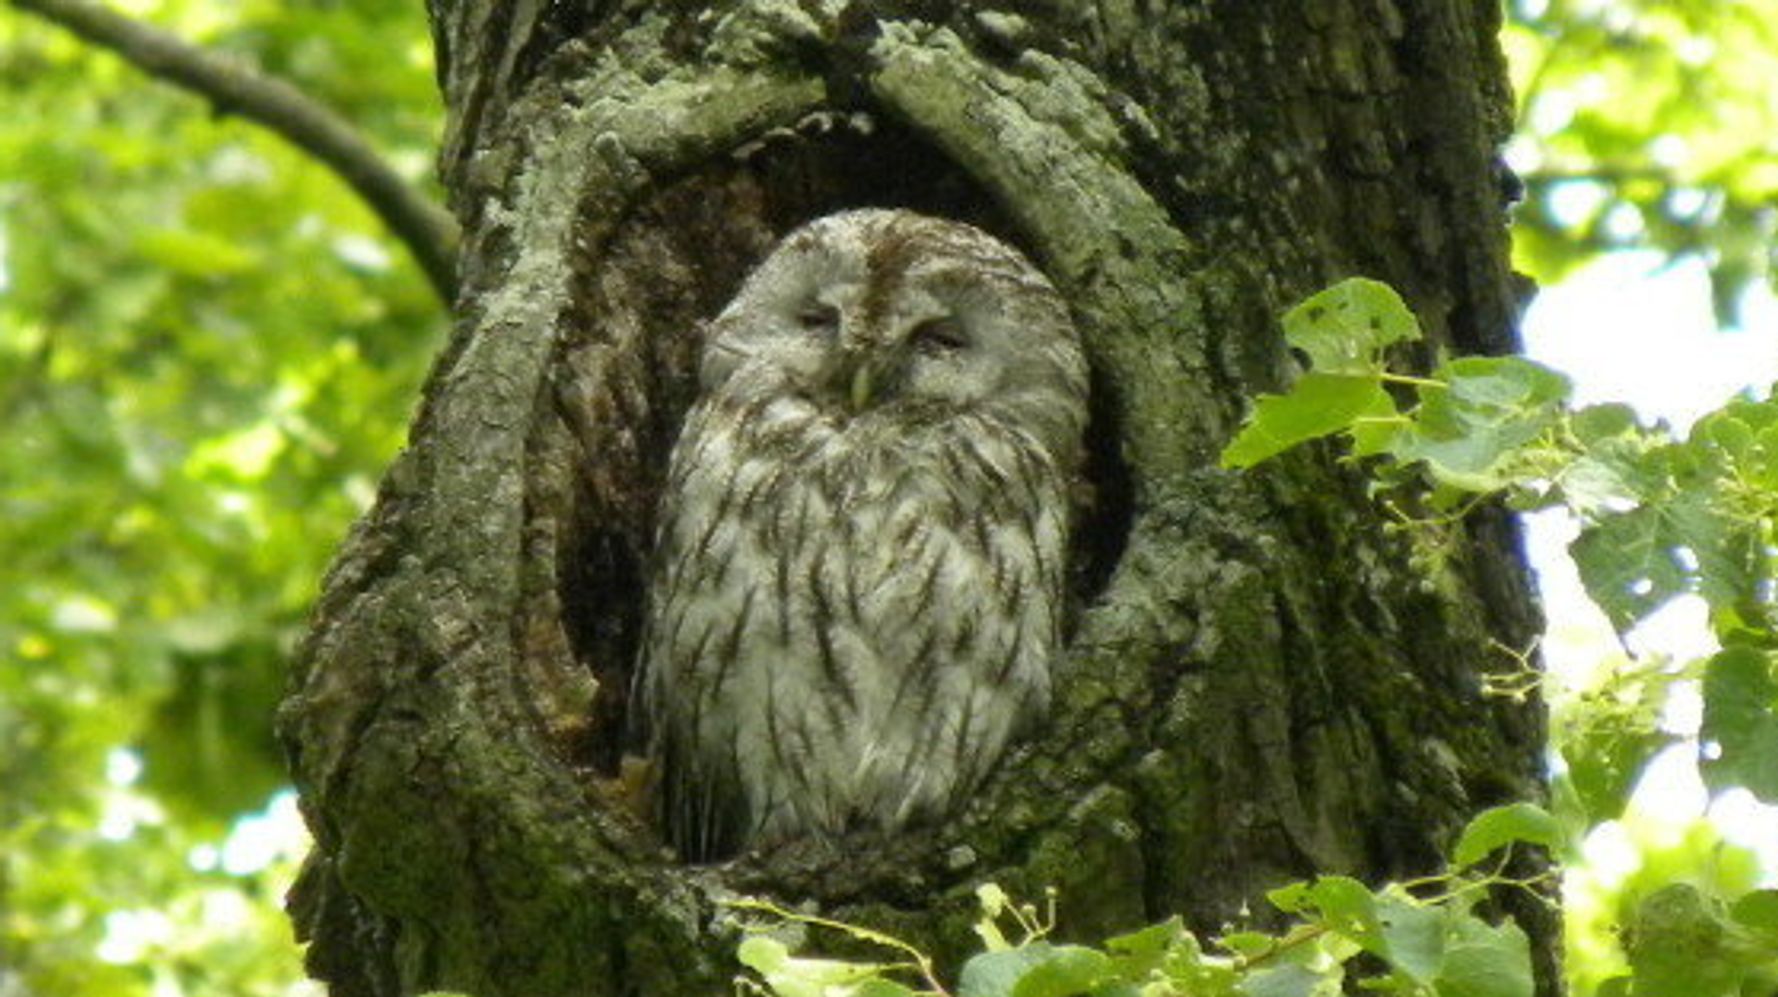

{"left": 849, "top": 364, "right": 875, "bottom": 413}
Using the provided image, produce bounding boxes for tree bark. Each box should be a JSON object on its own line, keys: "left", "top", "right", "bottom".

{"left": 279, "top": 2, "right": 1551, "bottom": 995}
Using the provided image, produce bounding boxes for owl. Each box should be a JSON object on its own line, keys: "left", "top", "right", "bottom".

{"left": 639, "top": 208, "right": 1088, "bottom": 861}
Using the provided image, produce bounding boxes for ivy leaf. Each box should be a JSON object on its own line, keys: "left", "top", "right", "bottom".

{"left": 1281, "top": 278, "right": 1422, "bottom": 375}
{"left": 1700, "top": 648, "right": 1778, "bottom": 802}
{"left": 1452, "top": 803, "right": 1562, "bottom": 867}
{"left": 1220, "top": 374, "right": 1399, "bottom": 469}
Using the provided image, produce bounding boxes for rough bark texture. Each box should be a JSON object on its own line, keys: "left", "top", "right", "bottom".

{"left": 279, "top": 2, "right": 1551, "bottom": 994}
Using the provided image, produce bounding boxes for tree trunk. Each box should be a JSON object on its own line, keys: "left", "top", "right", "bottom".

{"left": 278, "top": 2, "right": 1550, "bottom": 994}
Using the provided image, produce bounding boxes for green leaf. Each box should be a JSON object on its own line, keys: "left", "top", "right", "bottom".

{"left": 1389, "top": 356, "right": 1571, "bottom": 491}
{"left": 1433, "top": 913, "right": 1533, "bottom": 997}
{"left": 737, "top": 935, "right": 905, "bottom": 997}
{"left": 1452, "top": 803, "right": 1561, "bottom": 867}
{"left": 1374, "top": 895, "right": 1444, "bottom": 982}
{"left": 738, "top": 936, "right": 792, "bottom": 974}
{"left": 1105, "top": 916, "right": 1184, "bottom": 959}
{"left": 1010, "top": 945, "right": 1113, "bottom": 997}
{"left": 1567, "top": 481, "right": 1756, "bottom": 632}
{"left": 1729, "top": 890, "right": 1778, "bottom": 939}
{"left": 1700, "top": 648, "right": 1778, "bottom": 802}
{"left": 1305, "top": 876, "right": 1384, "bottom": 953}
{"left": 1241, "top": 961, "right": 1341, "bottom": 997}
{"left": 1266, "top": 881, "right": 1313, "bottom": 914}
{"left": 1104, "top": 916, "right": 1187, "bottom": 977}
{"left": 960, "top": 945, "right": 1056, "bottom": 997}
{"left": 1281, "top": 278, "right": 1422, "bottom": 375}
{"left": 1570, "top": 402, "right": 1641, "bottom": 444}
{"left": 1623, "top": 884, "right": 1751, "bottom": 997}
{"left": 1221, "top": 373, "right": 1399, "bottom": 468}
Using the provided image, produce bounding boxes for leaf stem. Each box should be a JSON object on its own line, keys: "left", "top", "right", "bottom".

{"left": 1379, "top": 372, "right": 1448, "bottom": 390}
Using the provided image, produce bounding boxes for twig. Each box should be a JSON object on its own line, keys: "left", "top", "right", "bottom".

{"left": 8, "top": 0, "right": 460, "bottom": 302}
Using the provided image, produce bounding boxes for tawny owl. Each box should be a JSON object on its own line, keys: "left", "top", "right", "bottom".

{"left": 640, "top": 208, "right": 1087, "bottom": 861}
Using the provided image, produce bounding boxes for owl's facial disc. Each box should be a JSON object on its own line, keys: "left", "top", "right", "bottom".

{"left": 822, "top": 310, "right": 975, "bottom": 414}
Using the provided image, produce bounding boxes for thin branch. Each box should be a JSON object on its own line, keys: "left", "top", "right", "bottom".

{"left": 9, "top": 0, "right": 461, "bottom": 303}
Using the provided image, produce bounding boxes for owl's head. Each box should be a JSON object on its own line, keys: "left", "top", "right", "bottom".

{"left": 701, "top": 209, "right": 1087, "bottom": 449}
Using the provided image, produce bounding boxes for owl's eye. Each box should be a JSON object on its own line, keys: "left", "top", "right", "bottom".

{"left": 796, "top": 303, "right": 840, "bottom": 336}
{"left": 909, "top": 317, "right": 968, "bottom": 355}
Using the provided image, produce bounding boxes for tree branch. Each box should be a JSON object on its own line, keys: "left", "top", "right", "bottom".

{"left": 9, "top": 0, "right": 461, "bottom": 302}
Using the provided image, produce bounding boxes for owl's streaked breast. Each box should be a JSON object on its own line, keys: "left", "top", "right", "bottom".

{"left": 639, "top": 210, "right": 1085, "bottom": 861}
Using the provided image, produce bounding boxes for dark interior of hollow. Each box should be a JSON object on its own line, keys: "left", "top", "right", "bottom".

{"left": 551, "top": 116, "right": 1136, "bottom": 776}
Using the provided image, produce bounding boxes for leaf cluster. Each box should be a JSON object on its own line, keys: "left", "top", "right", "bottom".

{"left": 734, "top": 807, "right": 1558, "bottom": 997}
{"left": 1223, "top": 278, "right": 1778, "bottom": 996}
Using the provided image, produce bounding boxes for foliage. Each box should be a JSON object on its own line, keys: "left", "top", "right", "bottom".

{"left": 5, "top": 0, "right": 1778, "bottom": 995}
{"left": 1506, "top": 0, "right": 1778, "bottom": 326}
{"left": 734, "top": 806, "right": 1550, "bottom": 997}
{"left": 1224, "top": 277, "right": 1778, "bottom": 996}
{"left": 0, "top": 1, "right": 441, "bottom": 994}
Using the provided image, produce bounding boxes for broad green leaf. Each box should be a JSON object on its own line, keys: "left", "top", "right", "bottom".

{"left": 1570, "top": 403, "right": 1641, "bottom": 445}
{"left": 1305, "top": 876, "right": 1383, "bottom": 952}
{"left": 1009, "top": 945, "right": 1113, "bottom": 997}
{"left": 1281, "top": 278, "right": 1421, "bottom": 375}
{"left": 1452, "top": 803, "right": 1561, "bottom": 867}
{"left": 1218, "top": 932, "right": 1277, "bottom": 959}
{"left": 1220, "top": 373, "right": 1398, "bottom": 469}
{"left": 1729, "top": 890, "right": 1778, "bottom": 938}
{"left": 1374, "top": 896, "right": 1443, "bottom": 982}
{"left": 737, "top": 935, "right": 907, "bottom": 997}
{"left": 1570, "top": 506, "right": 1683, "bottom": 629}
{"left": 1266, "top": 881, "right": 1312, "bottom": 914}
{"left": 1104, "top": 916, "right": 1187, "bottom": 977}
{"left": 1622, "top": 884, "right": 1753, "bottom": 997}
{"left": 1241, "top": 961, "right": 1341, "bottom": 997}
{"left": 737, "top": 936, "right": 791, "bottom": 973}
{"left": 1389, "top": 356, "right": 1570, "bottom": 491}
{"left": 960, "top": 944, "right": 1060, "bottom": 997}
{"left": 1433, "top": 913, "right": 1533, "bottom": 997}
{"left": 1700, "top": 648, "right": 1778, "bottom": 802}
{"left": 1105, "top": 916, "right": 1184, "bottom": 959}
